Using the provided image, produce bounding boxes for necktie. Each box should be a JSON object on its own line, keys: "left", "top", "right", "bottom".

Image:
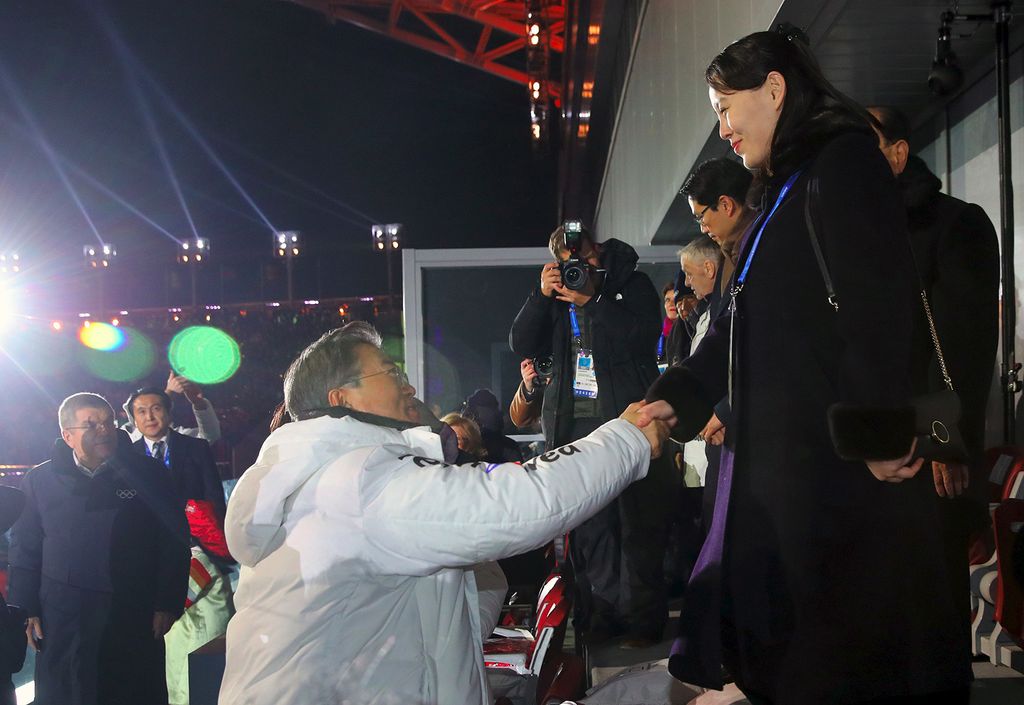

{"left": 152, "top": 440, "right": 166, "bottom": 463}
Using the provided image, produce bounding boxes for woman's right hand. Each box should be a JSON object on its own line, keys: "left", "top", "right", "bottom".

{"left": 520, "top": 359, "right": 538, "bottom": 393}
{"left": 865, "top": 438, "right": 925, "bottom": 483}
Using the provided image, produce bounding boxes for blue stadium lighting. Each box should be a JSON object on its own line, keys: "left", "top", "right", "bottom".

{"left": 0, "top": 60, "right": 105, "bottom": 246}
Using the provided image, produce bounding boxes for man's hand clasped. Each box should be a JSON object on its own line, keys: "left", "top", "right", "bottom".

{"left": 620, "top": 401, "right": 672, "bottom": 459}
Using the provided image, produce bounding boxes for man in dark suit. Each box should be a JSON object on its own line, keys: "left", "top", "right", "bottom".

{"left": 869, "top": 104, "right": 1001, "bottom": 674}
{"left": 8, "top": 393, "right": 190, "bottom": 705}
{"left": 127, "top": 386, "right": 226, "bottom": 520}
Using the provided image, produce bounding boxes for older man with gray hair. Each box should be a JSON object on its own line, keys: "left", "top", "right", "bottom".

{"left": 219, "top": 321, "right": 670, "bottom": 705}
{"left": 8, "top": 393, "right": 190, "bottom": 705}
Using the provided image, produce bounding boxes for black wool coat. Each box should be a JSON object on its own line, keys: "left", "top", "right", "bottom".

{"left": 901, "top": 155, "right": 1000, "bottom": 483}
{"left": 647, "top": 132, "right": 968, "bottom": 703}
{"left": 8, "top": 435, "right": 190, "bottom": 705}
{"left": 133, "top": 429, "right": 226, "bottom": 521}
{"left": 509, "top": 238, "right": 662, "bottom": 447}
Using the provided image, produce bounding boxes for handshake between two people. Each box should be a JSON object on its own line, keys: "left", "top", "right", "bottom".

{"left": 619, "top": 399, "right": 676, "bottom": 459}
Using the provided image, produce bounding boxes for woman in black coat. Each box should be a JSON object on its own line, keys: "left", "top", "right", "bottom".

{"left": 639, "top": 30, "right": 968, "bottom": 704}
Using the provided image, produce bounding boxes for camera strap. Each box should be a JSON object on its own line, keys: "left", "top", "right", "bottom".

{"left": 727, "top": 168, "right": 804, "bottom": 407}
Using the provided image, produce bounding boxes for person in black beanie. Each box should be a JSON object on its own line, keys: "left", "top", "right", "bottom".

{"left": 461, "top": 388, "right": 523, "bottom": 463}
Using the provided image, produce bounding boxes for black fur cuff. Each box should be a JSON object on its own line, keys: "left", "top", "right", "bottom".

{"left": 646, "top": 368, "right": 715, "bottom": 442}
{"left": 827, "top": 403, "right": 916, "bottom": 461}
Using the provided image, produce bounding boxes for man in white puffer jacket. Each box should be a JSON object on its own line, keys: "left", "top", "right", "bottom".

{"left": 219, "top": 322, "right": 669, "bottom": 705}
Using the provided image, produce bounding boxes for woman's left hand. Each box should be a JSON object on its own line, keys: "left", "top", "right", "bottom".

{"left": 865, "top": 438, "right": 925, "bottom": 483}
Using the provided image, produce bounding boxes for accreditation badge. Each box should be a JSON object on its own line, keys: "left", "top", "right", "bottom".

{"left": 573, "top": 351, "right": 599, "bottom": 399}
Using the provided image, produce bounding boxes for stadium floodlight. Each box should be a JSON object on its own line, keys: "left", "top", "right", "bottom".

{"left": 371, "top": 225, "right": 385, "bottom": 252}
{"left": 273, "top": 231, "right": 301, "bottom": 258}
{"left": 272, "top": 231, "right": 302, "bottom": 302}
{"left": 83, "top": 243, "right": 116, "bottom": 268}
{"left": 0, "top": 251, "right": 21, "bottom": 274}
{"left": 372, "top": 224, "right": 402, "bottom": 252}
{"left": 177, "top": 237, "right": 210, "bottom": 264}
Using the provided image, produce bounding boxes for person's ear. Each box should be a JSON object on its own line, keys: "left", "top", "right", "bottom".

{"left": 892, "top": 139, "right": 910, "bottom": 176}
{"left": 61, "top": 430, "right": 74, "bottom": 447}
{"left": 766, "top": 71, "right": 786, "bottom": 110}
{"left": 327, "top": 388, "right": 349, "bottom": 408}
{"left": 720, "top": 195, "right": 735, "bottom": 217}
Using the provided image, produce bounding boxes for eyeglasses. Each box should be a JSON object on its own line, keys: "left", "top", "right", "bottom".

{"left": 64, "top": 420, "right": 114, "bottom": 432}
{"left": 693, "top": 204, "right": 712, "bottom": 226}
{"left": 349, "top": 366, "right": 409, "bottom": 386}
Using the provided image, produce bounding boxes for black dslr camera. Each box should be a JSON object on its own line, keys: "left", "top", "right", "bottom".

{"left": 531, "top": 356, "right": 554, "bottom": 386}
{"left": 558, "top": 220, "right": 591, "bottom": 291}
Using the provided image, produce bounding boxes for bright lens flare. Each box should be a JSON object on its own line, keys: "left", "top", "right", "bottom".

{"left": 78, "top": 322, "right": 125, "bottom": 351}
{"left": 0, "top": 289, "right": 13, "bottom": 332}
{"left": 81, "top": 327, "right": 156, "bottom": 382}
{"left": 168, "top": 326, "right": 241, "bottom": 384}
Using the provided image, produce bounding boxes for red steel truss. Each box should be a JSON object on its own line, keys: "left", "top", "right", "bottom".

{"left": 284, "top": 1, "right": 564, "bottom": 97}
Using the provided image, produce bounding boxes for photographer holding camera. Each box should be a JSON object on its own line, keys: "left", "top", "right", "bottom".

{"left": 509, "top": 223, "right": 672, "bottom": 647}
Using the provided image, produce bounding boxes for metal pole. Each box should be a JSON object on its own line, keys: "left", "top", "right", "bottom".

{"left": 286, "top": 256, "right": 294, "bottom": 303}
{"left": 98, "top": 272, "right": 105, "bottom": 318}
{"left": 385, "top": 244, "right": 394, "bottom": 310}
{"left": 995, "top": 1, "right": 1020, "bottom": 443}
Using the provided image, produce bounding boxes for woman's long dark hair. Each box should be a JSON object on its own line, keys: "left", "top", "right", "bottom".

{"left": 706, "top": 27, "right": 877, "bottom": 198}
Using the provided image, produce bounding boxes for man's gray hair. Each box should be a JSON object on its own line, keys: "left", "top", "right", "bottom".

{"left": 283, "top": 321, "right": 383, "bottom": 421}
{"left": 58, "top": 393, "right": 115, "bottom": 431}
{"left": 679, "top": 236, "right": 723, "bottom": 269}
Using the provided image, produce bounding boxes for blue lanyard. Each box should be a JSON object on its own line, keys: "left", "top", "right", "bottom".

{"left": 735, "top": 169, "right": 804, "bottom": 289}
{"left": 657, "top": 334, "right": 665, "bottom": 359}
{"left": 569, "top": 304, "right": 582, "bottom": 343}
{"left": 569, "top": 304, "right": 581, "bottom": 338}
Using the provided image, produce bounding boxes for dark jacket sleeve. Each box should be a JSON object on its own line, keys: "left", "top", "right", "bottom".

{"left": 509, "top": 288, "right": 556, "bottom": 359}
{"left": 7, "top": 472, "right": 42, "bottom": 617}
{"left": 145, "top": 466, "right": 191, "bottom": 616}
{"left": 646, "top": 313, "right": 731, "bottom": 441}
{"left": 154, "top": 518, "right": 191, "bottom": 616}
{"left": 584, "top": 271, "right": 662, "bottom": 363}
{"left": 931, "top": 202, "right": 1000, "bottom": 457}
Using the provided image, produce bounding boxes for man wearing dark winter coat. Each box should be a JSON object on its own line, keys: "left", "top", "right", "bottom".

{"left": 8, "top": 393, "right": 190, "bottom": 705}
{"left": 509, "top": 227, "right": 672, "bottom": 645}
{"left": 870, "top": 105, "right": 1001, "bottom": 671}
{"left": 127, "top": 386, "right": 227, "bottom": 521}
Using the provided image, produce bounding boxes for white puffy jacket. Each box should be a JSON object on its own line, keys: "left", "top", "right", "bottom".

{"left": 219, "top": 414, "right": 650, "bottom": 705}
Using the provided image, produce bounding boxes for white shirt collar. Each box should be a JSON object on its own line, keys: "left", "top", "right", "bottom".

{"left": 145, "top": 434, "right": 169, "bottom": 455}
{"left": 71, "top": 451, "right": 100, "bottom": 477}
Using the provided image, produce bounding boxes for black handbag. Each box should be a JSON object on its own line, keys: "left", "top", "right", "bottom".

{"left": 803, "top": 177, "right": 968, "bottom": 464}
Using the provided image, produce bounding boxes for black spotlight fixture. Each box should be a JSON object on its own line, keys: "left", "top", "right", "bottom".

{"left": 928, "top": 11, "right": 964, "bottom": 96}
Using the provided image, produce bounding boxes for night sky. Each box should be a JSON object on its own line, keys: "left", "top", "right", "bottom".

{"left": 0, "top": 0, "right": 557, "bottom": 313}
